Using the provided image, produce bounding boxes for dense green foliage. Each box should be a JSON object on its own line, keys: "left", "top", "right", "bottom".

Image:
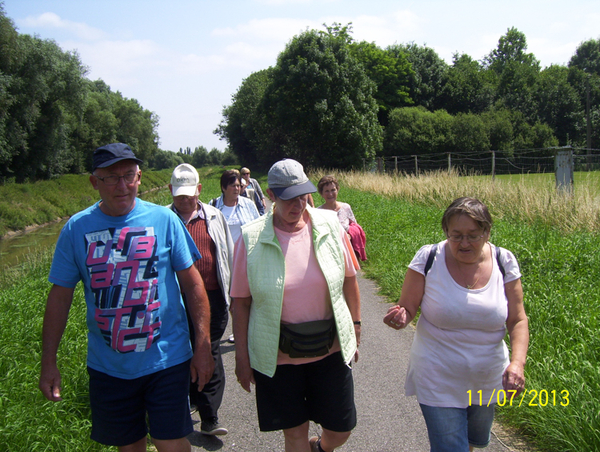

{"left": 0, "top": 5, "right": 161, "bottom": 183}
{"left": 217, "top": 24, "right": 383, "bottom": 170}
{"left": 3, "top": 0, "right": 600, "bottom": 178}
{"left": 218, "top": 24, "right": 600, "bottom": 169}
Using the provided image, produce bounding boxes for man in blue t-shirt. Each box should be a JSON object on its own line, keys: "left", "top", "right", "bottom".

{"left": 39, "top": 143, "right": 214, "bottom": 452}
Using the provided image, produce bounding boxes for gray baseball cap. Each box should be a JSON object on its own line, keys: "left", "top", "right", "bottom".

{"left": 267, "top": 159, "right": 316, "bottom": 200}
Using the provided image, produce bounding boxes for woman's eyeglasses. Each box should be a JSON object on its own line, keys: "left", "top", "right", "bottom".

{"left": 446, "top": 234, "right": 484, "bottom": 243}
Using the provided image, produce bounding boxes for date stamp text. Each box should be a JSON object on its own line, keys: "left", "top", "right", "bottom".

{"left": 467, "top": 389, "right": 569, "bottom": 407}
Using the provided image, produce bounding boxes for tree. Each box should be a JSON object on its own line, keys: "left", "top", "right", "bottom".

{"left": 191, "top": 146, "right": 209, "bottom": 168}
{"left": 349, "top": 40, "right": 413, "bottom": 125}
{"left": 441, "top": 53, "right": 495, "bottom": 115}
{"left": 0, "top": 5, "right": 162, "bottom": 182}
{"left": 481, "top": 109, "right": 514, "bottom": 150}
{"left": 220, "top": 147, "right": 238, "bottom": 166}
{"left": 214, "top": 69, "right": 272, "bottom": 167}
{"left": 569, "top": 38, "right": 600, "bottom": 76}
{"left": 112, "top": 94, "right": 159, "bottom": 166}
{"left": 208, "top": 148, "right": 222, "bottom": 166}
{"left": 149, "top": 149, "right": 183, "bottom": 170}
{"left": 484, "top": 28, "right": 540, "bottom": 121}
{"left": 534, "top": 65, "right": 582, "bottom": 146}
{"left": 256, "top": 26, "right": 382, "bottom": 169}
{"left": 387, "top": 43, "right": 449, "bottom": 111}
{"left": 384, "top": 107, "right": 452, "bottom": 156}
{"left": 451, "top": 113, "right": 490, "bottom": 153}
{"left": 4, "top": 34, "right": 88, "bottom": 181}
{"left": 484, "top": 27, "right": 538, "bottom": 74}
{"left": 0, "top": 5, "right": 17, "bottom": 167}
{"left": 568, "top": 39, "right": 600, "bottom": 147}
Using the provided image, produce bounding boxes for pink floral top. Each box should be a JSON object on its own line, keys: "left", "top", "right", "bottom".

{"left": 318, "top": 202, "right": 356, "bottom": 232}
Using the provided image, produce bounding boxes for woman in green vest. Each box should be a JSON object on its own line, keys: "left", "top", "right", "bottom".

{"left": 230, "top": 158, "right": 361, "bottom": 452}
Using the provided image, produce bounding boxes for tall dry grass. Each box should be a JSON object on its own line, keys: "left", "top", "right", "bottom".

{"left": 310, "top": 169, "right": 600, "bottom": 233}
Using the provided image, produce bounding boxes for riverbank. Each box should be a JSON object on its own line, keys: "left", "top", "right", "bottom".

{"left": 0, "top": 169, "right": 174, "bottom": 238}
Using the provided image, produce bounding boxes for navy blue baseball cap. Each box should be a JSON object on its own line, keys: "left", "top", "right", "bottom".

{"left": 92, "top": 143, "right": 143, "bottom": 171}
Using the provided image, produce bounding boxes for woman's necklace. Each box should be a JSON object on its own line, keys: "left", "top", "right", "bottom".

{"left": 466, "top": 273, "right": 481, "bottom": 290}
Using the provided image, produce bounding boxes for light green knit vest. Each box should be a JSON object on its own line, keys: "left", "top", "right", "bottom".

{"left": 241, "top": 206, "right": 357, "bottom": 377}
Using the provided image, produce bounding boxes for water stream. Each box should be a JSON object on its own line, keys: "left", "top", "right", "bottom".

{"left": 0, "top": 186, "right": 173, "bottom": 272}
{"left": 0, "top": 219, "right": 67, "bottom": 271}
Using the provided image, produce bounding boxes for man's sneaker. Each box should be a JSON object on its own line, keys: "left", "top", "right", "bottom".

{"left": 189, "top": 403, "right": 198, "bottom": 415}
{"left": 200, "top": 420, "right": 228, "bottom": 436}
{"left": 227, "top": 334, "right": 235, "bottom": 343}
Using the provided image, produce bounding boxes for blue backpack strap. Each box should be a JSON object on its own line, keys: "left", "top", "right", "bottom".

{"left": 495, "top": 245, "right": 506, "bottom": 278}
{"left": 424, "top": 243, "right": 438, "bottom": 276}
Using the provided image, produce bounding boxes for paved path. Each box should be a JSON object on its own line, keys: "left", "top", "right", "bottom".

{"left": 187, "top": 272, "right": 517, "bottom": 452}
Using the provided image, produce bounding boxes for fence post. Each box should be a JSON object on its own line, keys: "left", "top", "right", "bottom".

{"left": 394, "top": 156, "right": 398, "bottom": 173}
{"left": 413, "top": 155, "right": 418, "bottom": 175}
{"left": 377, "top": 157, "right": 383, "bottom": 174}
{"left": 491, "top": 151, "right": 496, "bottom": 180}
{"left": 448, "top": 153, "right": 451, "bottom": 174}
{"left": 555, "top": 147, "right": 573, "bottom": 194}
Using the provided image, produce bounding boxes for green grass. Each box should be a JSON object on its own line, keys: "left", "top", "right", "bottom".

{"left": 0, "top": 166, "right": 258, "bottom": 237}
{"left": 0, "top": 249, "right": 109, "bottom": 451}
{"left": 0, "top": 169, "right": 173, "bottom": 237}
{"left": 331, "top": 185, "right": 600, "bottom": 452}
{"left": 493, "top": 170, "right": 600, "bottom": 187}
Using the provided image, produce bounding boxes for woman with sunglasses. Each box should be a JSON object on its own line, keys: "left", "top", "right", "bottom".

{"left": 384, "top": 197, "right": 529, "bottom": 452}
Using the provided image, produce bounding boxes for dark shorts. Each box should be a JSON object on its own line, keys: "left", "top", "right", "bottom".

{"left": 253, "top": 351, "right": 356, "bottom": 432}
{"left": 88, "top": 360, "right": 193, "bottom": 446}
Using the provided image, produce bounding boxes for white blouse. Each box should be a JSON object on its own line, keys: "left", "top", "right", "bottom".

{"left": 404, "top": 240, "right": 521, "bottom": 408}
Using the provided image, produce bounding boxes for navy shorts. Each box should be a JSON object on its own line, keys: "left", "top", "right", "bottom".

{"left": 253, "top": 351, "right": 356, "bottom": 432}
{"left": 88, "top": 360, "right": 193, "bottom": 446}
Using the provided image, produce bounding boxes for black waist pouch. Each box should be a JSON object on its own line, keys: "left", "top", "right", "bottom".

{"left": 279, "top": 319, "right": 336, "bottom": 358}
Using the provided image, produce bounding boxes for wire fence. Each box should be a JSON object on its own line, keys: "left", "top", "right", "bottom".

{"left": 372, "top": 147, "right": 600, "bottom": 176}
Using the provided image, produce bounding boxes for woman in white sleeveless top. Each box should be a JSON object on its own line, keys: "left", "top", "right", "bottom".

{"left": 384, "top": 197, "right": 529, "bottom": 452}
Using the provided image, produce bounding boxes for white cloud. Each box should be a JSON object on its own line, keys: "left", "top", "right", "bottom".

{"left": 62, "top": 39, "right": 164, "bottom": 86}
{"left": 18, "top": 12, "right": 106, "bottom": 40}
{"left": 213, "top": 17, "right": 316, "bottom": 42}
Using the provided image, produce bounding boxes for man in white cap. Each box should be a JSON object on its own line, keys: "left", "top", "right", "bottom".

{"left": 169, "top": 163, "right": 234, "bottom": 436}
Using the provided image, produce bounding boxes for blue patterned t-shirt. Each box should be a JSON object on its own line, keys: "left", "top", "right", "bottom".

{"left": 49, "top": 199, "right": 201, "bottom": 379}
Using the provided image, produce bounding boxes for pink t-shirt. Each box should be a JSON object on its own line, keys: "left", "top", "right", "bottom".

{"left": 230, "top": 218, "right": 356, "bottom": 365}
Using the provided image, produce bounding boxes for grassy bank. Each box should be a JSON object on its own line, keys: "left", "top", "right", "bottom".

{"left": 0, "top": 168, "right": 178, "bottom": 237}
{"left": 316, "top": 174, "right": 599, "bottom": 452}
{"left": 312, "top": 169, "right": 600, "bottom": 233}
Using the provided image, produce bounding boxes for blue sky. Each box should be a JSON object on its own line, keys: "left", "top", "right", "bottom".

{"left": 4, "top": 0, "right": 600, "bottom": 153}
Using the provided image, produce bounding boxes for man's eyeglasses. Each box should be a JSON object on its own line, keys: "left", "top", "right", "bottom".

{"left": 241, "top": 172, "right": 250, "bottom": 176}
{"left": 447, "top": 234, "right": 484, "bottom": 243}
{"left": 95, "top": 172, "right": 139, "bottom": 186}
